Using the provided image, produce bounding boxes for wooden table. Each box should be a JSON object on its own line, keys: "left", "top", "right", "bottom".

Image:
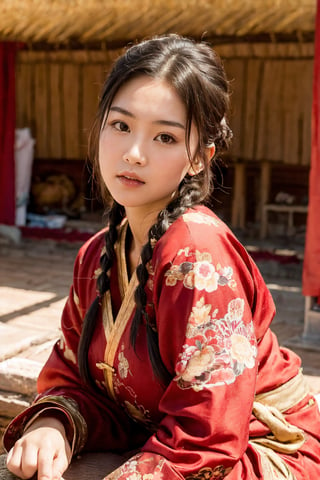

{"left": 260, "top": 203, "right": 308, "bottom": 239}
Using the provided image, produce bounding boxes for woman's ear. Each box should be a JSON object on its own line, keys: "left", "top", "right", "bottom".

{"left": 188, "top": 160, "right": 204, "bottom": 176}
{"left": 207, "top": 142, "right": 216, "bottom": 160}
{"left": 187, "top": 143, "right": 215, "bottom": 176}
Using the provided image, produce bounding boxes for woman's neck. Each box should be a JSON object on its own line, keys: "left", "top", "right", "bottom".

{"left": 124, "top": 208, "right": 158, "bottom": 277}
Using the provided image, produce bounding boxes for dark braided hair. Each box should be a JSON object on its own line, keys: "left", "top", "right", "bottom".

{"left": 78, "top": 201, "right": 125, "bottom": 387}
{"left": 79, "top": 34, "right": 232, "bottom": 386}
{"left": 130, "top": 174, "right": 205, "bottom": 384}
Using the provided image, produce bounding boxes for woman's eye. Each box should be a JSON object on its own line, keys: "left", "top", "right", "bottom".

{"left": 156, "top": 133, "right": 175, "bottom": 144}
{"left": 113, "top": 121, "right": 129, "bottom": 132}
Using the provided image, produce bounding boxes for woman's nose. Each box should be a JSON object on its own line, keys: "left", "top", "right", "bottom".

{"left": 123, "top": 141, "right": 147, "bottom": 166}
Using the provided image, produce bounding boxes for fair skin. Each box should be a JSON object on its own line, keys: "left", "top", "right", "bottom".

{"left": 99, "top": 75, "right": 204, "bottom": 272}
{"left": 6, "top": 416, "right": 71, "bottom": 480}
{"left": 6, "top": 75, "right": 212, "bottom": 480}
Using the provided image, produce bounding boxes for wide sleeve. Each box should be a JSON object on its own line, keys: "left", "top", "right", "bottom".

{"left": 104, "top": 214, "right": 273, "bottom": 480}
{"left": 3, "top": 233, "right": 148, "bottom": 455}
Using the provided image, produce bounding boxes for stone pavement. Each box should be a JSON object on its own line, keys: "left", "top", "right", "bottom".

{"left": 1, "top": 229, "right": 320, "bottom": 451}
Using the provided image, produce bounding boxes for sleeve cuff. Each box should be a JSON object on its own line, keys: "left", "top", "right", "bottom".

{"left": 3, "top": 395, "right": 88, "bottom": 456}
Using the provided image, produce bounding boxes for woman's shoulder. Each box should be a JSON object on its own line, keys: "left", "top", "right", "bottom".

{"left": 154, "top": 205, "right": 252, "bottom": 267}
{"left": 177, "top": 205, "right": 226, "bottom": 234}
{"left": 158, "top": 205, "right": 232, "bottom": 249}
{"left": 75, "top": 227, "right": 108, "bottom": 271}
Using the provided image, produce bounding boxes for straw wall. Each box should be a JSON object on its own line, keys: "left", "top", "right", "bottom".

{"left": 220, "top": 42, "right": 314, "bottom": 165}
{"left": 16, "top": 49, "right": 123, "bottom": 161}
{"left": 16, "top": 42, "right": 314, "bottom": 165}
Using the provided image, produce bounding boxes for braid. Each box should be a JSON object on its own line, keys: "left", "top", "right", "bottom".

{"left": 130, "top": 175, "right": 203, "bottom": 385}
{"left": 78, "top": 201, "right": 125, "bottom": 386}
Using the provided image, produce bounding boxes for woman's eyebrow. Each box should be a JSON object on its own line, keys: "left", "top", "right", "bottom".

{"left": 153, "top": 119, "right": 185, "bottom": 130}
{"left": 110, "top": 106, "right": 185, "bottom": 130}
{"left": 110, "top": 106, "right": 134, "bottom": 117}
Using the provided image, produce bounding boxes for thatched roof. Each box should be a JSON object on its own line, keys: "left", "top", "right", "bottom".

{"left": 0, "top": 0, "right": 316, "bottom": 46}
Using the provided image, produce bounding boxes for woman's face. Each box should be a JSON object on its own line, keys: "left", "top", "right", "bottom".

{"left": 98, "top": 75, "right": 199, "bottom": 220}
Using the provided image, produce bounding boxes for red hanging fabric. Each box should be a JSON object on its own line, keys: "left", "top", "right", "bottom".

{"left": 303, "top": 0, "right": 320, "bottom": 297}
{"left": 0, "top": 42, "right": 16, "bottom": 225}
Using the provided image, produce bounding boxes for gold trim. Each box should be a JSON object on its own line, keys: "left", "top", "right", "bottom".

{"left": 33, "top": 396, "right": 88, "bottom": 455}
{"left": 250, "top": 443, "right": 297, "bottom": 480}
{"left": 103, "top": 272, "right": 138, "bottom": 401}
{"left": 101, "top": 220, "right": 138, "bottom": 401}
{"left": 115, "top": 221, "right": 129, "bottom": 299}
{"left": 249, "top": 370, "right": 310, "bottom": 467}
{"left": 101, "top": 221, "right": 128, "bottom": 346}
{"left": 251, "top": 401, "right": 305, "bottom": 454}
{"left": 255, "top": 370, "right": 310, "bottom": 413}
{"left": 102, "top": 290, "right": 114, "bottom": 344}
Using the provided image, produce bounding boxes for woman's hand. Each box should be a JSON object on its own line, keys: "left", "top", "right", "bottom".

{"left": 6, "top": 416, "right": 72, "bottom": 480}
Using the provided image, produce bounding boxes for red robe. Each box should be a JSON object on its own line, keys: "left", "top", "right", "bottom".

{"left": 4, "top": 206, "right": 320, "bottom": 480}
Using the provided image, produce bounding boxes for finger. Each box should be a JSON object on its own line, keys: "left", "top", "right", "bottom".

{"left": 19, "top": 443, "right": 39, "bottom": 479}
{"left": 6, "top": 446, "right": 19, "bottom": 472}
{"left": 52, "top": 453, "right": 69, "bottom": 480}
{"left": 37, "top": 449, "right": 55, "bottom": 480}
{"left": 6, "top": 447, "right": 14, "bottom": 465}
{"left": 6, "top": 445, "right": 29, "bottom": 479}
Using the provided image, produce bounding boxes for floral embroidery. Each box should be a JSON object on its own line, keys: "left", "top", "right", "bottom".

{"left": 118, "top": 346, "right": 130, "bottom": 379}
{"left": 192, "top": 261, "right": 219, "bottom": 292}
{"left": 105, "top": 453, "right": 165, "bottom": 480}
{"left": 58, "top": 332, "right": 77, "bottom": 364}
{"left": 175, "top": 298, "right": 257, "bottom": 391}
{"left": 113, "top": 376, "right": 154, "bottom": 428}
{"left": 182, "top": 211, "right": 220, "bottom": 227}
{"left": 124, "top": 401, "right": 150, "bottom": 424}
{"left": 165, "top": 250, "right": 236, "bottom": 292}
{"left": 186, "top": 297, "right": 217, "bottom": 336}
{"left": 72, "top": 289, "right": 83, "bottom": 319}
{"left": 185, "top": 465, "right": 232, "bottom": 480}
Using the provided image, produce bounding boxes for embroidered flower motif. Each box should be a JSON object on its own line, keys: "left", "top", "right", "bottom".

{"left": 59, "top": 333, "right": 77, "bottom": 364}
{"left": 225, "top": 297, "right": 244, "bottom": 322}
{"left": 192, "top": 261, "right": 219, "bottom": 292}
{"left": 105, "top": 453, "right": 165, "bottom": 480}
{"left": 189, "top": 297, "right": 213, "bottom": 326}
{"left": 195, "top": 251, "right": 213, "bottom": 263}
{"left": 177, "top": 246, "right": 191, "bottom": 257}
{"left": 185, "top": 465, "right": 232, "bottom": 480}
{"left": 72, "top": 289, "right": 84, "bottom": 319}
{"left": 177, "top": 345, "right": 216, "bottom": 384}
{"left": 165, "top": 250, "right": 236, "bottom": 292}
{"left": 118, "top": 350, "right": 130, "bottom": 379}
{"left": 230, "top": 334, "right": 256, "bottom": 368}
{"left": 182, "top": 211, "right": 220, "bottom": 227}
{"left": 186, "top": 297, "right": 217, "bottom": 338}
{"left": 165, "top": 264, "right": 184, "bottom": 286}
{"left": 175, "top": 298, "right": 257, "bottom": 391}
{"left": 216, "top": 265, "right": 233, "bottom": 284}
{"left": 124, "top": 401, "right": 148, "bottom": 423}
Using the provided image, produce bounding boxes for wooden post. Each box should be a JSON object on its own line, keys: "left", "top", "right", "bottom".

{"left": 259, "top": 161, "right": 270, "bottom": 238}
{"left": 231, "top": 162, "right": 246, "bottom": 230}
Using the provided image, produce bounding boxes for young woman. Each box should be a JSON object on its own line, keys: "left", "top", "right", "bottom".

{"left": 3, "top": 34, "right": 320, "bottom": 480}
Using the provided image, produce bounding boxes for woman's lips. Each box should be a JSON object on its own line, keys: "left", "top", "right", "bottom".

{"left": 117, "top": 172, "right": 145, "bottom": 186}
